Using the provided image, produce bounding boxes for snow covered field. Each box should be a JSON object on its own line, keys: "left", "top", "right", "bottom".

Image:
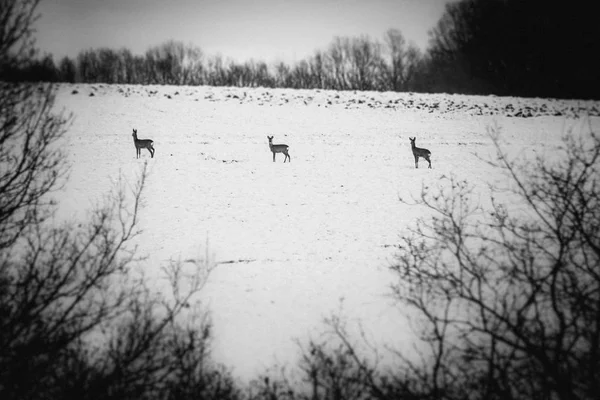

{"left": 52, "top": 83, "right": 600, "bottom": 380}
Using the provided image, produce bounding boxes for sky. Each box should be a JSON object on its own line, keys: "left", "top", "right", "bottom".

{"left": 34, "top": 0, "right": 450, "bottom": 64}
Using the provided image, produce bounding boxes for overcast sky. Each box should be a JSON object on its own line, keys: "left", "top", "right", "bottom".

{"left": 34, "top": 0, "right": 449, "bottom": 63}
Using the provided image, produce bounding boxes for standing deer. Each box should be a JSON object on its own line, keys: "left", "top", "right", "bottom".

{"left": 132, "top": 129, "right": 155, "bottom": 159}
{"left": 267, "top": 136, "right": 290, "bottom": 163}
{"left": 409, "top": 137, "right": 431, "bottom": 169}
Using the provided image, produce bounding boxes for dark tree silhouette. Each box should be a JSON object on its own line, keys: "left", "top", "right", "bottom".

{"left": 427, "top": 0, "right": 600, "bottom": 99}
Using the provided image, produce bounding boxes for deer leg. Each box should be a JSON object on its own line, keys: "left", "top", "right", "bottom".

{"left": 286, "top": 152, "right": 291, "bottom": 162}
{"left": 426, "top": 156, "right": 431, "bottom": 169}
{"left": 414, "top": 155, "right": 418, "bottom": 169}
{"left": 273, "top": 152, "right": 276, "bottom": 162}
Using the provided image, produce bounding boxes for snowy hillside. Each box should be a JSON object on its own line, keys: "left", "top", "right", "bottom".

{"left": 51, "top": 83, "right": 600, "bottom": 380}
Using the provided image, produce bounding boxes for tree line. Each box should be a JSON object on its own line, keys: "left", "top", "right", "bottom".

{"left": 2, "top": 0, "right": 599, "bottom": 99}
{"left": 2, "top": 30, "right": 423, "bottom": 93}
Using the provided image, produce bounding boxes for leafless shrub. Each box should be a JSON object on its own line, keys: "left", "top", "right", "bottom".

{"left": 1, "top": 3, "right": 239, "bottom": 399}
{"left": 275, "top": 123, "right": 599, "bottom": 400}
{"left": 390, "top": 124, "right": 600, "bottom": 400}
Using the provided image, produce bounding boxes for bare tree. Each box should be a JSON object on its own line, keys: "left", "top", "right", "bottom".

{"left": 289, "top": 124, "right": 599, "bottom": 400}
{"left": 309, "top": 51, "right": 326, "bottom": 89}
{"left": 0, "top": 0, "right": 40, "bottom": 74}
{"left": 0, "top": 0, "right": 69, "bottom": 250}
{"left": 327, "top": 37, "right": 351, "bottom": 90}
{"left": 274, "top": 61, "right": 291, "bottom": 87}
{"left": 390, "top": 124, "right": 600, "bottom": 400}
{"left": 383, "top": 29, "right": 421, "bottom": 92}
{"left": 1, "top": 3, "right": 240, "bottom": 399}
{"left": 347, "top": 35, "right": 383, "bottom": 91}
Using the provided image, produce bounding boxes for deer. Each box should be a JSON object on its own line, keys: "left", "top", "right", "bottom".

{"left": 267, "top": 136, "right": 290, "bottom": 163}
{"left": 409, "top": 137, "right": 431, "bottom": 169}
{"left": 132, "top": 129, "right": 155, "bottom": 159}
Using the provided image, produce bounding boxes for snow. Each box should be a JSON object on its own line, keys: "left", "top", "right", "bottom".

{"left": 52, "top": 83, "right": 600, "bottom": 381}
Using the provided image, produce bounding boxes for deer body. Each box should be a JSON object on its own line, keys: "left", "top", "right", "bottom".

{"left": 132, "top": 129, "right": 155, "bottom": 159}
{"left": 409, "top": 137, "right": 431, "bottom": 169}
{"left": 267, "top": 136, "right": 290, "bottom": 163}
